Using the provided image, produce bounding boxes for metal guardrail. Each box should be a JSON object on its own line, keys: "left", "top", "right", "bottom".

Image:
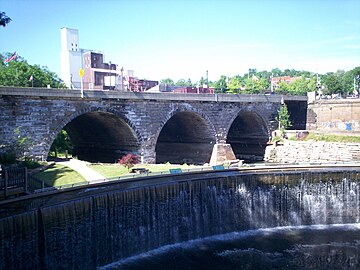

{"left": 34, "top": 166, "right": 218, "bottom": 192}
{"left": 28, "top": 162, "right": 360, "bottom": 193}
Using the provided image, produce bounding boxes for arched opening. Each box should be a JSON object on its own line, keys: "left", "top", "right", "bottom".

{"left": 155, "top": 112, "right": 215, "bottom": 164}
{"left": 49, "top": 112, "right": 140, "bottom": 163}
{"left": 226, "top": 112, "right": 269, "bottom": 162}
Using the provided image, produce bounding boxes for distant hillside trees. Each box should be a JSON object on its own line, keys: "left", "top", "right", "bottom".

{"left": 161, "top": 66, "right": 360, "bottom": 96}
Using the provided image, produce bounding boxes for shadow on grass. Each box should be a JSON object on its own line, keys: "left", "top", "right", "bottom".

{"left": 34, "top": 164, "right": 86, "bottom": 187}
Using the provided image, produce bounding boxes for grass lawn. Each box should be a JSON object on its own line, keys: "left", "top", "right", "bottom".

{"left": 304, "top": 132, "right": 360, "bottom": 143}
{"left": 34, "top": 164, "right": 86, "bottom": 187}
{"left": 89, "top": 163, "right": 205, "bottom": 178}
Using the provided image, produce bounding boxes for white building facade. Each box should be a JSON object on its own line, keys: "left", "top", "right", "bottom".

{"left": 60, "top": 27, "right": 83, "bottom": 89}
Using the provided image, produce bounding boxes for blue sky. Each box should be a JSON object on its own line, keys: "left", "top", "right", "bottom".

{"left": 1, "top": 0, "right": 359, "bottom": 82}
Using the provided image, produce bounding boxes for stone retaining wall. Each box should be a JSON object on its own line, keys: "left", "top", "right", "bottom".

{"left": 307, "top": 99, "right": 360, "bottom": 133}
{"left": 265, "top": 140, "right": 360, "bottom": 163}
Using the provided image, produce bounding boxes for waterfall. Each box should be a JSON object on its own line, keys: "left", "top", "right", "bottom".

{"left": 0, "top": 170, "right": 359, "bottom": 269}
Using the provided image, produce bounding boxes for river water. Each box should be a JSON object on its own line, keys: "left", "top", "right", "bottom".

{"left": 0, "top": 170, "right": 359, "bottom": 269}
{"left": 102, "top": 224, "right": 360, "bottom": 270}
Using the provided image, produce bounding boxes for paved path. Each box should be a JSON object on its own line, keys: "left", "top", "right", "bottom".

{"left": 57, "top": 159, "right": 106, "bottom": 183}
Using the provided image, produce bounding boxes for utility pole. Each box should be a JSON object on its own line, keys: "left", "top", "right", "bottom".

{"left": 206, "top": 70, "right": 209, "bottom": 90}
{"left": 121, "top": 67, "right": 124, "bottom": 91}
{"left": 316, "top": 73, "right": 322, "bottom": 98}
{"left": 109, "top": 61, "right": 112, "bottom": 90}
{"left": 355, "top": 75, "right": 360, "bottom": 98}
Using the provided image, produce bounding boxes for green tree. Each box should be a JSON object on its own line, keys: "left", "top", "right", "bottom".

{"left": 227, "top": 75, "right": 242, "bottom": 93}
{"left": 343, "top": 66, "right": 360, "bottom": 94}
{"left": 214, "top": 75, "right": 228, "bottom": 93}
{"left": 198, "top": 77, "right": 206, "bottom": 87}
{"left": 271, "top": 68, "right": 282, "bottom": 77}
{"left": 160, "top": 78, "right": 175, "bottom": 85}
{"left": 175, "top": 78, "right": 194, "bottom": 87}
{"left": 0, "top": 127, "right": 31, "bottom": 163}
{"left": 274, "top": 81, "right": 289, "bottom": 94}
{"left": 257, "top": 70, "right": 272, "bottom": 79}
{"left": 187, "top": 78, "right": 194, "bottom": 87}
{"left": 276, "top": 103, "right": 292, "bottom": 136}
{"left": 0, "top": 12, "right": 11, "bottom": 27}
{"left": 243, "top": 77, "right": 269, "bottom": 94}
{"left": 0, "top": 53, "right": 66, "bottom": 88}
{"left": 287, "top": 76, "right": 316, "bottom": 95}
{"left": 322, "top": 72, "right": 343, "bottom": 95}
{"left": 50, "top": 130, "right": 73, "bottom": 157}
{"left": 175, "top": 79, "right": 186, "bottom": 86}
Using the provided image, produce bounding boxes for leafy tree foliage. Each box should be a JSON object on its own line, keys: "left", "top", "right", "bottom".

{"left": 214, "top": 75, "right": 228, "bottom": 93}
{"left": 0, "top": 53, "right": 66, "bottom": 88}
{"left": 0, "top": 12, "right": 11, "bottom": 27}
{"left": 175, "top": 78, "right": 194, "bottom": 87}
{"left": 160, "top": 66, "right": 360, "bottom": 96}
{"left": 243, "top": 77, "right": 270, "bottom": 94}
{"left": 321, "top": 72, "right": 343, "bottom": 95}
{"left": 50, "top": 130, "right": 73, "bottom": 157}
{"left": 118, "top": 154, "right": 140, "bottom": 170}
{"left": 321, "top": 68, "right": 360, "bottom": 95}
{"left": 276, "top": 103, "right": 292, "bottom": 136}
{"left": 275, "top": 76, "right": 316, "bottom": 95}
{"left": 198, "top": 76, "right": 206, "bottom": 87}
{"left": 227, "top": 75, "right": 242, "bottom": 93}
{"left": 160, "top": 78, "right": 175, "bottom": 85}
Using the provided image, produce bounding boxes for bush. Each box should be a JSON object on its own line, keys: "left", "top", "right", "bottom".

{"left": 0, "top": 151, "right": 16, "bottom": 164}
{"left": 21, "top": 156, "right": 41, "bottom": 169}
{"left": 118, "top": 154, "right": 140, "bottom": 170}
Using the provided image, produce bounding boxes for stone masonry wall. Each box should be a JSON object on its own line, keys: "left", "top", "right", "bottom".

{"left": 265, "top": 140, "right": 360, "bottom": 163}
{"left": 307, "top": 99, "right": 360, "bottom": 133}
{"left": 0, "top": 89, "right": 282, "bottom": 163}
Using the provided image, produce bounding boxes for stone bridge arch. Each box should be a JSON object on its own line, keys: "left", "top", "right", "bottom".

{"left": 225, "top": 109, "right": 270, "bottom": 162}
{"left": 154, "top": 106, "right": 217, "bottom": 164}
{"left": 47, "top": 106, "right": 142, "bottom": 163}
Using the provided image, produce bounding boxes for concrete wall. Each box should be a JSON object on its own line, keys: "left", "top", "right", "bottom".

{"left": 307, "top": 99, "right": 360, "bottom": 133}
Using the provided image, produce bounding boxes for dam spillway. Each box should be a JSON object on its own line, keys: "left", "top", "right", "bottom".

{"left": 0, "top": 169, "right": 359, "bottom": 269}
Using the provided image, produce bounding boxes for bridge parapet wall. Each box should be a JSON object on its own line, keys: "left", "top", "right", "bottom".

{"left": 0, "top": 87, "right": 304, "bottom": 163}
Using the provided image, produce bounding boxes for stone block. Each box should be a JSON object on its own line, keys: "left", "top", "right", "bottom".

{"left": 209, "top": 143, "right": 236, "bottom": 165}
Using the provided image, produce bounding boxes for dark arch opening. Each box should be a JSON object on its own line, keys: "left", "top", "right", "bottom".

{"left": 50, "top": 112, "right": 140, "bottom": 163}
{"left": 155, "top": 112, "right": 215, "bottom": 164}
{"left": 226, "top": 112, "right": 269, "bottom": 162}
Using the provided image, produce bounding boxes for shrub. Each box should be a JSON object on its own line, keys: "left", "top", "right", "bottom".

{"left": 21, "top": 156, "right": 41, "bottom": 169}
{"left": 0, "top": 151, "right": 16, "bottom": 164}
{"left": 118, "top": 154, "right": 140, "bottom": 170}
{"left": 275, "top": 103, "right": 292, "bottom": 137}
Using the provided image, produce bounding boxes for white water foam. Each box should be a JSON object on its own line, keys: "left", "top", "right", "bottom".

{"left": 98, "top": 223, "right": 360, "bottom": 269}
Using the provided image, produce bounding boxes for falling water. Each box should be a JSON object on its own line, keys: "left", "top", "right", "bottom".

{"left": 0, "top": 170, "right": 359, "bottom": 269}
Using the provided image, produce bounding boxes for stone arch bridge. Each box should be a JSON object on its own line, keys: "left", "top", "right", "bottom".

{"left": 0, "top": 87, "right": 307, "bottom": 164}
